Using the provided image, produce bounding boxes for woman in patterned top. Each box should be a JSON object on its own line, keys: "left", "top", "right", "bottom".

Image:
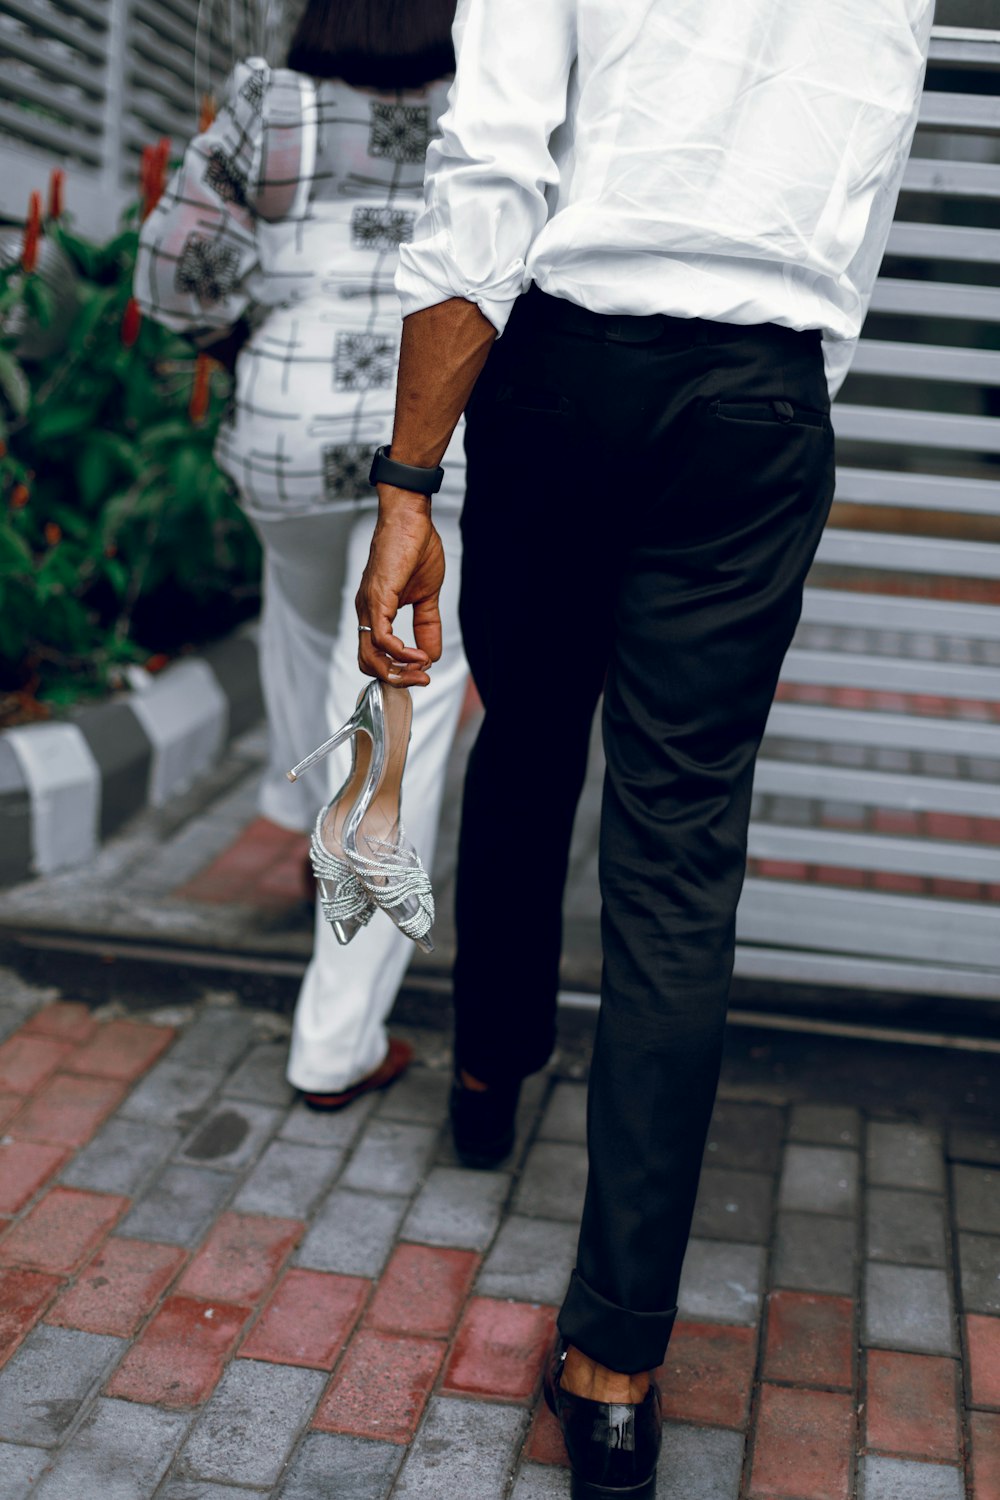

{"left": 135, "top": 0, "right": 464, "bottom": 1106}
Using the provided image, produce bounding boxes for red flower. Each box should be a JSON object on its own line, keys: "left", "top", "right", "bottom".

{"left": 21, "top": 191, "right": 42, "bottom": 273}
{"left": 11, "top": 484, "right": 29, "bottom": 509}
{"left": 141, "top": 138, "right": 172, "bottom": 220}
{"left": 145, "top": 652, "right": 169, "bottom": 674}
{"left": 44, "top": 522, "right": 61, "bottom": 546}
{"left": 199, "top": 93, "right": 217, "bottom": 133}
{"left": 121, "top": 297, "right": 142, "bottom": 348}
{"left": 188, "top": 352, "right": 213, "bottom": 425}
{"left": 47, "top": 168, "right": 65, "bottom": 221}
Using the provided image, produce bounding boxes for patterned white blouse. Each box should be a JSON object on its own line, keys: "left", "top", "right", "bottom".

{"left": 135, "top": 58, "right": 464, "bottom": 516}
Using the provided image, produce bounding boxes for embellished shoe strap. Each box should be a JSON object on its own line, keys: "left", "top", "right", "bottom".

{"left": 310, "top": 811, "right": 375, "bottom": 927}
{"left": 347, "top": 833, "right": 435, "bottom": 942}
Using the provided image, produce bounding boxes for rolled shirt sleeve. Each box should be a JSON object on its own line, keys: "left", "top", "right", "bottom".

{"left": 396, "top": 0, "right": 577, "bottom": 334}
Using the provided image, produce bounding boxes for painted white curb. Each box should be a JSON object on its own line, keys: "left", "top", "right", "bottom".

{"left": 128, "top": 658, "right": 230, "bottom": 808}
{"left": 5, "top": 723, "right": 101, "bottom": 875}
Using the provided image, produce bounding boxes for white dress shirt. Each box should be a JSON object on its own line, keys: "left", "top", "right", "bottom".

{"left": 396, "top": 0, "right": 934, "bottom": 395}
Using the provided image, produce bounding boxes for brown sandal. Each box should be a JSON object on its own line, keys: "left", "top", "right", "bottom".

{"left": 301, "top": 1037, "right": 414, "bottom": 1112}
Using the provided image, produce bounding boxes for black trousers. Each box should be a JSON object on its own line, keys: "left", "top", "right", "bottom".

{"left": 455, "top": 287, "right": 834, "bottom": 1373}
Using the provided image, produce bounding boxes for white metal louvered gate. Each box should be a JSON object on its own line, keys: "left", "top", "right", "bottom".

{"left": 0, "top": 0, "right": 265, "bottom": 237}
{"left": 739, "top": 24, "right": 1000, "bottom": 1001}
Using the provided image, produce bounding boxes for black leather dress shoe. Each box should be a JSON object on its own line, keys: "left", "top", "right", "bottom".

{"left": 449, "top": 1073, "right": 521, "bottom": 1168}
{"left": 544, "top": 1343, "right": 662, "bottom": 1499}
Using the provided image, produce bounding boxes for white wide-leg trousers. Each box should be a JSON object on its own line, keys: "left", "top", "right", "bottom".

{"left": 248, "top": 502, "right": 467, "bottom": 1093}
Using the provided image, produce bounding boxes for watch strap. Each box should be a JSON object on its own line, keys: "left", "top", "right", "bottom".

{"left": 369, "top": 444, "right": 444, "bottom": 497}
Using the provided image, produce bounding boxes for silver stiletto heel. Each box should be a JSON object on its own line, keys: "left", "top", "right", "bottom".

{"left": 288, "top": 681, "right": 435, "bottom": 954}
{"left": 288, "top": 705, "right": 376, "bottom": 946}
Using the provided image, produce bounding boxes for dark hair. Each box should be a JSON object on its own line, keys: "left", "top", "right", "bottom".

{"left": 287, "top": 0, "right": 456, "bottom": 90}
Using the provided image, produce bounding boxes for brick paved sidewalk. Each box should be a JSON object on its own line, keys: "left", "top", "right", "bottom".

{"left": 1, "top": 974, "right": 999, "bottom": 1499}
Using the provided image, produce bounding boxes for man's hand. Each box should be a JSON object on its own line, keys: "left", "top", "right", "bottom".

{"left": 355, "top": 487, "right": 445, "bottom": 687}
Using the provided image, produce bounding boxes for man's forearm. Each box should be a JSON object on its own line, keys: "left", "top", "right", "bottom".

{"left": 388, "top": 298, "right": 497, "bottom": 472}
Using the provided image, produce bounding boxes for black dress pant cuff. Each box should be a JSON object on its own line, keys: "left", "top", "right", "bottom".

{"left": 558, "top": 1269, "right": 678, "bottom": 1375}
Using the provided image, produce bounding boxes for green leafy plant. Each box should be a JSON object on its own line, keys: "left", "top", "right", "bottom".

{"left": 0, "top": 164, "right": 260, "bottom": 725}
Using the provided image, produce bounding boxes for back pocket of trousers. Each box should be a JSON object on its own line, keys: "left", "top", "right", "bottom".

{"left": 712, "top": 398, "right": 828, "bottom": 430}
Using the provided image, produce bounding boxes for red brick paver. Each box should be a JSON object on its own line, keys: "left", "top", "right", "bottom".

{"left": 762, "top": 1292, "right": 854, "bottom": 1391}
{"left": 0, "top": 1034, "right": 74, "bottom": 1094}
{"left": 46, "top": 1239, "right": 186, "bottom": 1337}
{"left": 365, "top": 1244, "right": 478, "bottom": 1340}
{"left": 106, "top": 1295, "right": 251, "bottom": 1408}
{"left": 240, "top": 1269, "right": 369, "bottom": 1369}
{"left": 0, "top": 1140, "right": 67, "bottom": 1215}
{"left": 443, "top": 1298, "right": 557, "bottom": 1403}
{"left": 23, "top": 1003, "right": 98, "bottom": 1045}
{"left": 176, "top": 819, "right": 306, "bottom": 907}
{"left": 748, "top": 1385, "right": 854, "bottom": 1500}
{"left": 0, "top": 1188, "right": 127, "bottom": 1275}
{"left": 64, "top": 1019, "right": 174, "bottom": 1082}
{"left": 969, "top": 1316, "right": 1000, "bottom": 1412}
{"left": 176, "top": 1212, "right": 303, "bottom": 1305}
{"left": 7, "top": 1074, "right": 126, "bottom": 1148}
{"left": 313, "top": 1329, "right": 445, "bottom": 1443}
{"left": 0, "top": 1093, "right": 22, "bottom": 1130}
{"left": 0, "top": 1267, "right": 63, "bottom": 1368}
{"left": 864, "top": 1350, "right": 960, "bottom": 1463}
{"left": 525, "top": 1401, "right": 570, "bottom": 1466}
{"left": 660, "top": 1321, "right": 758, "bottom": 1430}
{"left": 971, "top": 1411, "right": 1000, "bottom": 1500}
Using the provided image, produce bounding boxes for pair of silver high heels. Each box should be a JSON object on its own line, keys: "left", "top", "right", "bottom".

{"left": 287, "top": 680, "right": 435, "bottom": 954}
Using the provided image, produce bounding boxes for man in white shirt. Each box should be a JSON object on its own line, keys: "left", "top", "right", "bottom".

{"left": 357, "top": 1, "right": 933, "bottom": 1491}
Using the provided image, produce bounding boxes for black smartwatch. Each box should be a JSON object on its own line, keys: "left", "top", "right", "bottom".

{"left": 369, "top": 444, "right": 444, "bottom": 497}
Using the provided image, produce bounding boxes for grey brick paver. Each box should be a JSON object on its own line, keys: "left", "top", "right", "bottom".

{"left": 538, "top": 1083, "right": 587, "bottom": 1143}
{"left": 867, "top": 1123, "right": 945, "bottom": 1194}
{"left": 277, "top": 1432, "right": 402, "bottom": 1498}
{"left": 296, "top": 1187, "right": 407, "bottom": 1276}
{"left": 118, "top": 1165, "right": 234, "bottom": 1246}
{"left": 692, "top": 1168, "right": 773, "bottom": 1243}
{"left": 703, "top": 1103, "right": 783, "bottom": 1173}
{"left": 477, "top": 1215, "right": 578, "bottom": 1304}
{"left": 232, "top": 1140, "right": 343, "bottom": 1219}
{"left": 0, "top": 1326, "right": 123, "bottom": 1447}
{"left": 778, "top": 1145, "right": 858, "bottom": 1216}
{"left": 222, "top": 1042, "right": 296, "bottom": 1107}
{"left": 176, "top": 1101, "right": 283, "bottom": 1172}
{"left": 510, "top": 1466, "right": 570, "bottom": 1499}
{"left": 392, "top": 1396, "right": 527, "bottom": 1498}
{"left": 859, "top": 1455, "right": 964, "bottom": 1499}
{"left": 949, "top": 1124, "right": 1000, "bottom": 1167}
{"left": 514, "top": 1142, "right": 589, "bottom": 1223}
{"left": 953, "top": 1165, "right": 1000, "bottom": 1235}
{"left": 866, "top": 1189, "right": 946, "bottom": 1267}
{"left": 958, "top": 1233, "right": 1000, "bottom": 1315}
{"left": 341, "top": 1121, "right": 437, "bottom": 1197}
{"left": 788, "top": 1105, "right": 861, "bottom": 1147}
{"left": 157, "top": 1487, "right": 263, "bottom": 1500}
{"left": 60, "top": 1118, "right": 181, "bottom": 1196}
{"left": 863, "top": 1264, "right": 957, "bottom": 1356}
{"left": 175, "top": 1361, "right": 324, "bottom": 1487}
{"left": 402, "top": 1167, "right": 510, "bottom": 1252}
{"left": 30, "top": 1398, "right": 189, "bottom": 1500}
{"left": 166, "top": 1008, "right": 255, "bottom": 1070}
{"left": 0, "top": 1443, "right": 48, "bottom": 1499}
{"left": 659, "top": 1423, "right": 744, "bottom": 1500}
{"left": 677, "top": 1240, "right": 765, "bottom": 1326}
{"left": 377, "top": 1067, "right": 450, "bottom": 1125}
{"left": 280, "top": 1093, "right": 378, "bottom": 1148}
{"left": 772, "top": 1213, "right": 858, "bottom": 1294}
{"left": 119, "top": 1060, "right": 225, "bottom": 1129}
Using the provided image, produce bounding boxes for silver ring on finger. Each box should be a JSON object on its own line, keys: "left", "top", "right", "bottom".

{"left": 357, "top": 625, "right": 373, "bottom": 634}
